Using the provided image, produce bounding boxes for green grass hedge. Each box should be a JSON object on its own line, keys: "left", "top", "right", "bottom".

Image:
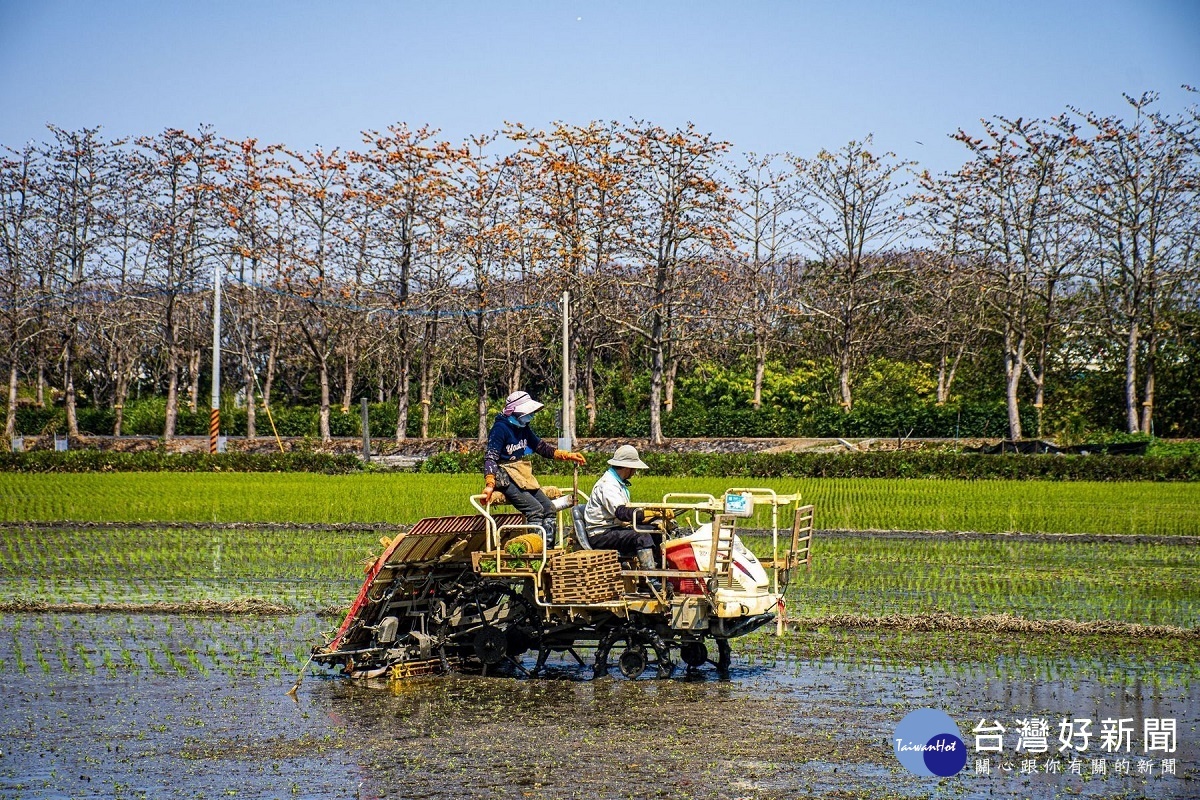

{"left": 2, "top": 448, "right": 1198, "bottom": 480}
{"left": 0, "top": 450, "right": 361, "bottom": 474}
{"left": 422, "top": 450, "right": 1200, "bottom": 481}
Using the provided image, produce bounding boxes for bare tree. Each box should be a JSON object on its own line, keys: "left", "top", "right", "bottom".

{"left": 617, "top": 122, "right": 731, "bottom": 443}
{"left": 214, "top": 137, "right": 285, "bottom": 440}
{"left": 793, "top": 137, "right": 914, "bottom": 412}
{"left": 40, "top": 126, "right": 119, "bottom": 436}
{"left": 726, "top": 153, "right": 805, "bottom": 408}
{"left": 447, "top": 134, "right": 512, "bottom": 442}
{"left": 508, "top": 120, "right": 634, "bottom": 434}
{"left": 97, "top": 146, "right": 155, "bottom": 434}
{"left": 358, "top": 124, "right": 457, "bottom": 440}
{"left": 925, "top": 118, "right": 1073, "bottom": 438}
{"left": 1062, "top": 93, "right": 1195, "bottom": 434}
{"left": 137, "top": 127, "right": 218, "bottom": 440}
{"left": 278, "top": 145, "right": 355, "bottom": 442}
{"left": 0, "top": 144, "right": 41, "bottom": 437}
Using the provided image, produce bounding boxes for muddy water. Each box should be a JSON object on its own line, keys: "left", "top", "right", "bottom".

{"left": 0, "top": 614, "right": 1195, "bottom": 799}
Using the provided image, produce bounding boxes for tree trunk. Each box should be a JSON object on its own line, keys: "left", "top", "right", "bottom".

{"left": 113, "top": 374, "right": 128, "bottom": 436}
{"left": 648, "top": 310, "right": 665, "bottom": 445}
{"left": 419, "top": 320, "right": 437, "bottom": 439}
{"left": 584, "top": 345, "right": 597, "bottom": 432}
{"left": 1141, "top": 328, "right": 1156, "bottom": 435}
{"left": 243, "top": 318, "right": 257, "bottom": 439}
{"left": 341, "top": 356, "right": 354, "bottom": 414}
{"left": 5, "top": 362, "right": 17, "bottom": 438}
{"left": 164, "top": 354, "right": 179, "bottom": 440}
{"left": 838, "top": 344, "right": 853, "bottom": 413}
{"left": 1003, "top": 325, "right": 1024, "bottom": 440}
{"left": 936, "top": 341, "right": 964, "bottom": 405}
{"left": 243, "top": 356, "right": 256, "bottom": 440}
{"left": 318, "top": 355, "right": 331, "bottom": 443}
{"left": 509, "top": 360, "right": 521, "bottom": 396}
{"left": 395, "top": 348, "right": 410, "bottom": 442}
{"left": 475, "top": 324, "right": 487, "bottom": 443}
{"left": 186, "top": 348, "right": 201, "bottom": 413}
{"left": 419, "top": 375, "right": 432, "bottom": 440}
{"left": 1032, "top": 339, "right": 1048, "bottom": 439}
{"left": 937, "top": 343, "right": 950, "bottom": 405}
{"left": 752, "top": 339, "right": 767, "bottom": 410}
{"left": 263, "top": 338, "right": 277, "bottom": 411}
{"left": 1124, "top": 321, "right": 1140, "bottom": 434}
{"left": 64, "top": 341, "right": 79, "bottom": 437}
{"left": 664, "top": 357, "right": 678, "bottom": 415}
{"left": 35, "top": 358, "right": 45, "bottom": 408}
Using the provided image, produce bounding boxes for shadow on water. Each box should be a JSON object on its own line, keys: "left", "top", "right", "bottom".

{"left": 0, "top": 614, "right": 1195, "bottom": 799}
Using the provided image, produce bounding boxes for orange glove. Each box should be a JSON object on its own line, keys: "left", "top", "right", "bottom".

{"left": 482, "top": 474, "right": 497, "bottom": 505}
{"left": 553, "top": 450, "right": 587, "bottom": 465}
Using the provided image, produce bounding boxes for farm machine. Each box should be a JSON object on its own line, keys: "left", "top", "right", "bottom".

{"left": 311, "top": 484, "right": 813, "bottom": 681}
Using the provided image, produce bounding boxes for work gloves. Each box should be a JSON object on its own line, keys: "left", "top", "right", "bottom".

{"left": 636, "top": 508, "right": 675, "bottom": 525}
{"left": 553, "top": 450, "right": 587, "bottom": 465}
{"left": 482, "top": 474, "right": 497, "bottom": 505}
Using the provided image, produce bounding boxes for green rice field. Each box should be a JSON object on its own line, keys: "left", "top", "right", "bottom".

{"left": 2, "top": 471, "right": 1197, "bottom": 629}
{"left": 4, "top": 472, "right": 1200, "bottom": 534}
{"left": 2, "top": 525, "right": 1196, "bottom": 628}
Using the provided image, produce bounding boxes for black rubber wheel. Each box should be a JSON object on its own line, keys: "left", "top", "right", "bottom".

{"left": 680, "top": 641, "right": 708, "bottom": 669}
{"left": 436, "top": 580, "right": 540, "bottom": 667}
{"left": 473, "top": 626, "right": 508, "bottom": 665}
{"left": 618, "top": 646, "right": 648, "bottom": 679}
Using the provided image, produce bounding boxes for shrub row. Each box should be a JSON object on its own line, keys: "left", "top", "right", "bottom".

{"left": 421, "top": 450, "right": 1200, "bottom": 481}
{"left": 12, "top": 397, "right": 1033, "bottom": 440}
{"left": 4, "top": 447, "right": 1197, "bottom": 481}
{"left": 0, "top": 450, "right": 362, "bottom": 474}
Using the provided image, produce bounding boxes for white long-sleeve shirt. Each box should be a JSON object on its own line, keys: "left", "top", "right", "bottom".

{"left": 583, "top": 467, "right": 633, "bottom": 538}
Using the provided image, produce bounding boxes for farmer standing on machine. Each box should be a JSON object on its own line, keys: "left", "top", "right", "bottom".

{"left": 481, "top": 390, "right": 586, "bottom": 551}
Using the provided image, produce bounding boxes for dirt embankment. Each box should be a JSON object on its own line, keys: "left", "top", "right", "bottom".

{"left": 0, "top": 598, "right": 293, "bottom": 615}
{"left": 788, "top": 611, "right": 1200, "bottom": 640}
{"left": 12, "top": 434, "right": 991, "bottom": 456}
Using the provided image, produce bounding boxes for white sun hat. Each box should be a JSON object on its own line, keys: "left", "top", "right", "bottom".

{"left": 503, "top": 390, "right": 544, "bottom": 417}
{"left": 607, "top": 444, "right": 649, "bottom": 470}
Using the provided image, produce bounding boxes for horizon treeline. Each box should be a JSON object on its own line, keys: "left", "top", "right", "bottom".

{"left": 2, "top": 92, "right": 1198, "bottom": 443}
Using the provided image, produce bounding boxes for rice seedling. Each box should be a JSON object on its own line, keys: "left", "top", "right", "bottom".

{"left": 781, "top": 536, "right": 1199, "bottom": 627}
{"left": 3, "top": 473, "right": 1198, "bottom": 535}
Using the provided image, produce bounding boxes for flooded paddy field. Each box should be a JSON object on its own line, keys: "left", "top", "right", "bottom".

{"left": 0, "top": 612, "right": 1196, "bottom": 800}
{"left": 1, "top": 523, "right": 1197, "bottom": 798}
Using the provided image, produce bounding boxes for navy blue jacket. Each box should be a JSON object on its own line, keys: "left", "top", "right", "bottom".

{"left": 483, "top": 415, "right": 555, "bottom": 476}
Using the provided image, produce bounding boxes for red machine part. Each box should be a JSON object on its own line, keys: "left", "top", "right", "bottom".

{"left": 662, "top": 540, "right": 704, "bottom": 595}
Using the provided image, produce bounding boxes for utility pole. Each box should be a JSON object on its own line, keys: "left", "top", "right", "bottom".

{"left": 559, "top": 290, "right": 572, "bottom": 451}
{"left": 209, "top": 259, "right": 221, "bottom": 454}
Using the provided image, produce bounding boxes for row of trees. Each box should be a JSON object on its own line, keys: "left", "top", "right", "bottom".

{"left": 2, "top": 93, "right": 1197, "bottom": 443}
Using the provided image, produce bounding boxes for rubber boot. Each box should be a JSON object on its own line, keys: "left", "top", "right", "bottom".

{"left": 636, "top": 548, "right": 657, "bottom": 570}
{"left": 636, "top": 548, "right": 661, "bottom": 593}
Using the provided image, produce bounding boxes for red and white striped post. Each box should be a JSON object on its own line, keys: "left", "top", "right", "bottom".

{"left": 209, "top": 259, "right": 222, "bottom": 454}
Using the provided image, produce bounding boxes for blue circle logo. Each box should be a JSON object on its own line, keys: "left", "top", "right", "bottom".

{"left": 893, "top": 709, "right": 967, "bottom": 777}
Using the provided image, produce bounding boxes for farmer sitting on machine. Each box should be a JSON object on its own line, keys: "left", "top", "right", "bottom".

{"left": 481, "top": 390, "right": 586, "bottom": 551}
{"left": 582, "top": 444, "right": 674, "bottom": 572}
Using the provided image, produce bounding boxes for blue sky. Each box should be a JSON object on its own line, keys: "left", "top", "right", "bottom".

{"left": 1, "top": 0, "right": 1197, "bottom": 177}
